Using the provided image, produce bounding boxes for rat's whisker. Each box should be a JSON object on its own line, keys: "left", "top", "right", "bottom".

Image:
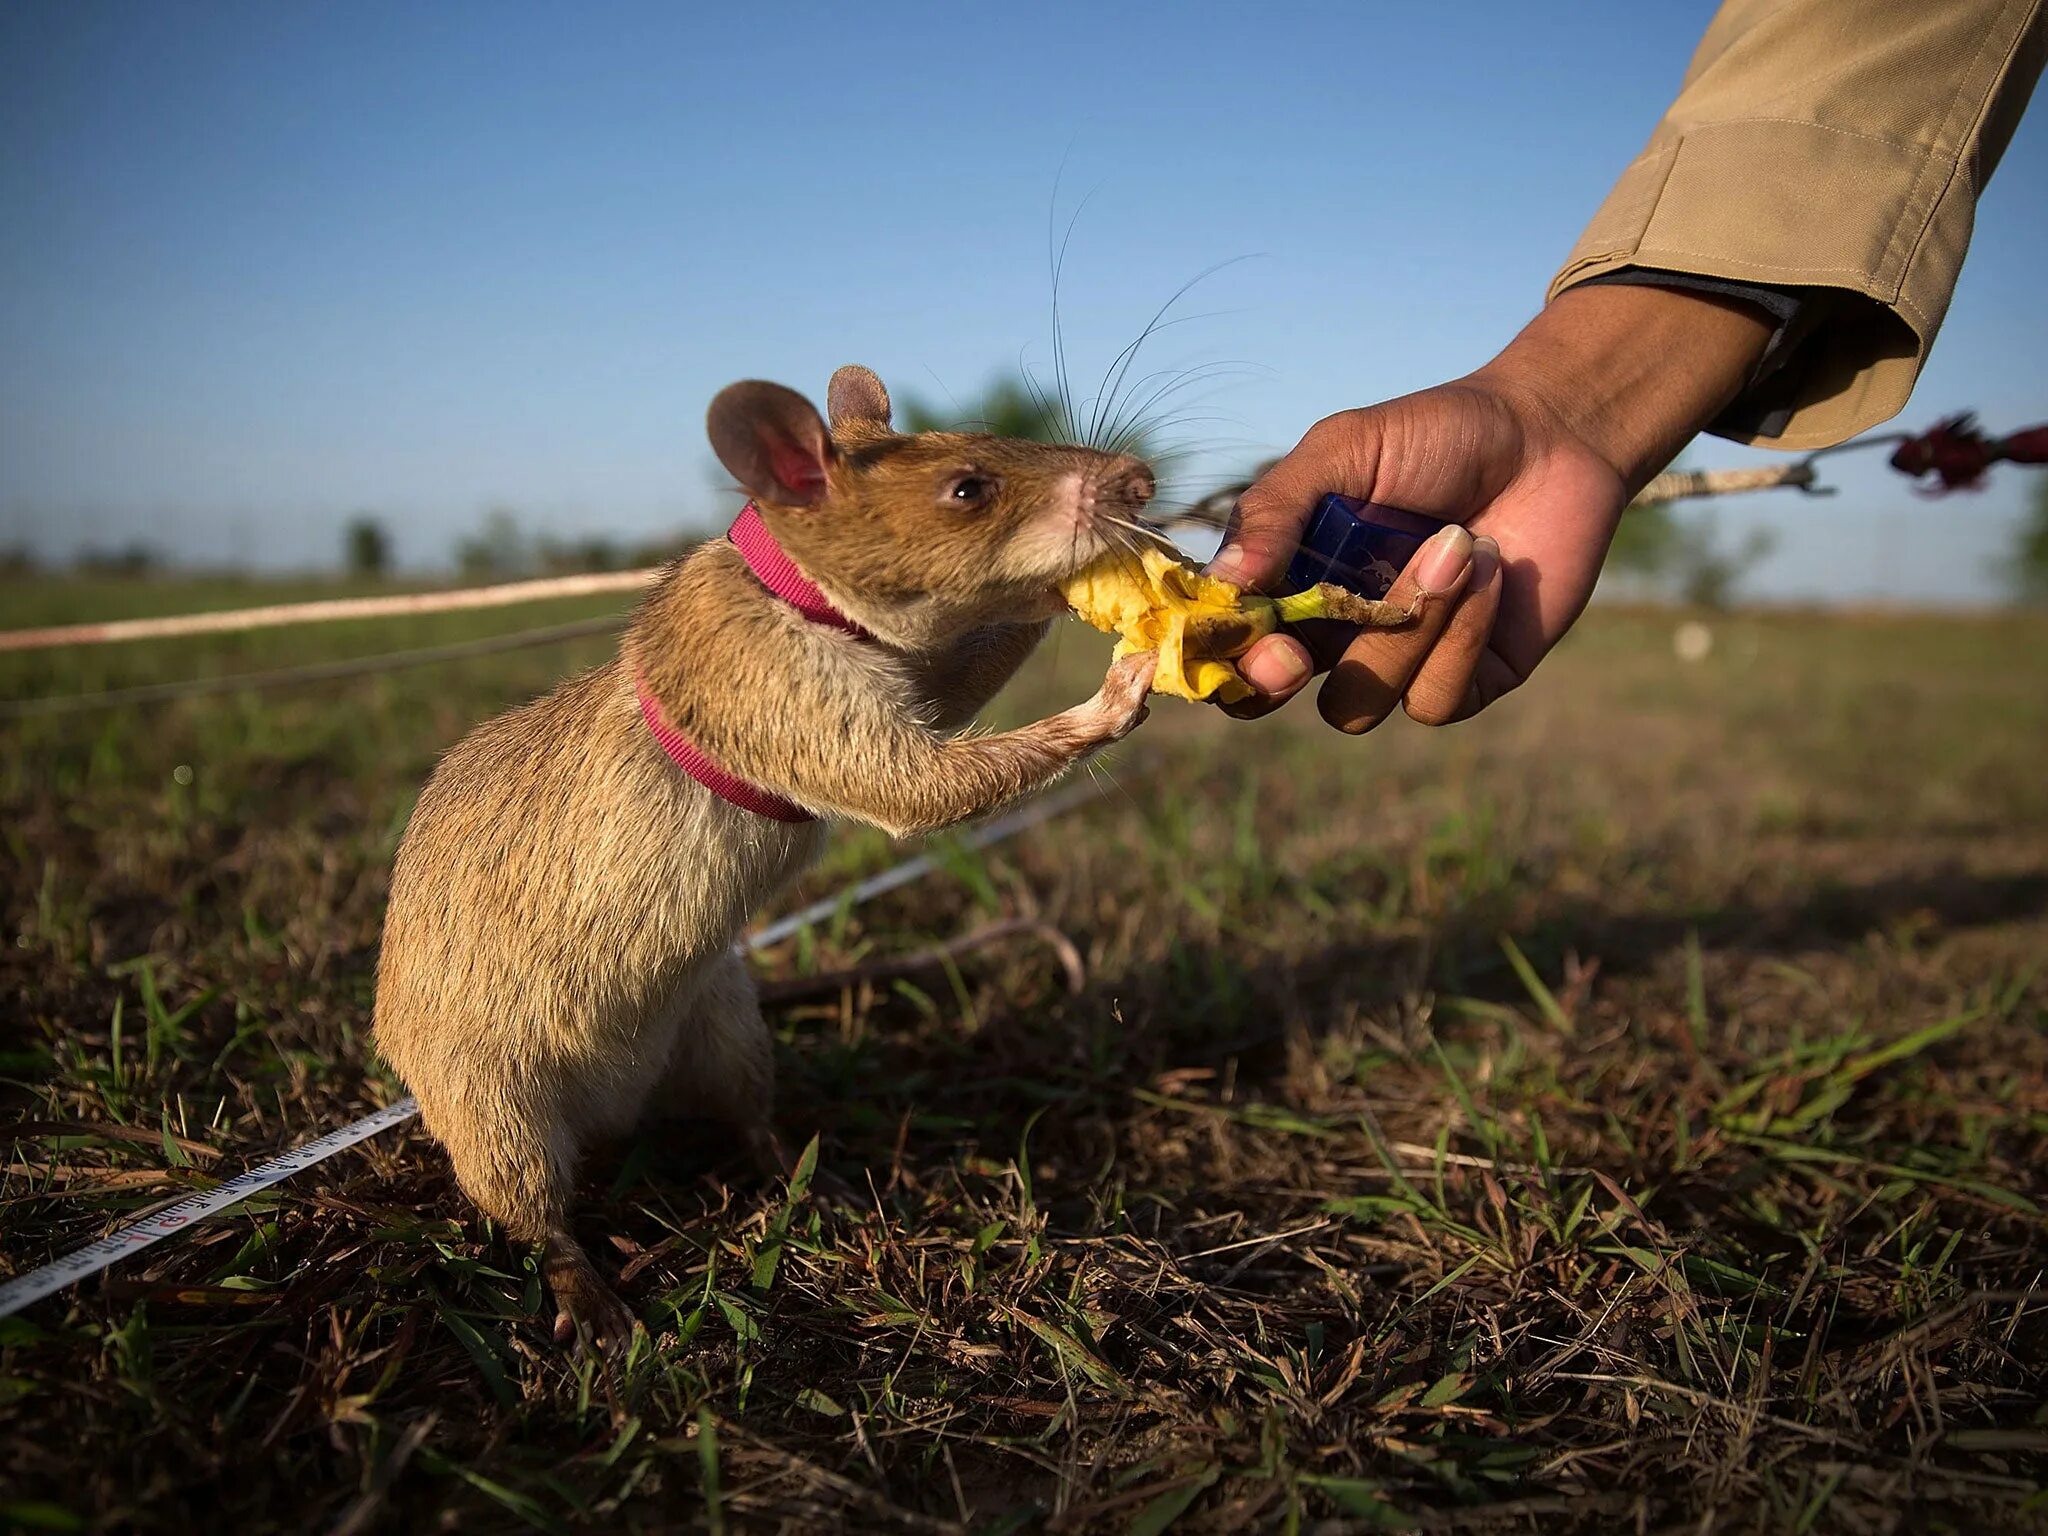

{"left": 1150, "top": 509, "right": 1237, "bottom": 534}
{"left": 917, "top": 366, "right": 972, "bottom": 430}
{"left": 1084, "top": 257, "right": 1260, "bottom": 448}
{"left": 1099, "top": 362, "right": 1265, "bottom": 459}
{"left": 1089, "top": 513, "right": 1150, "bottom": 564}
{"left": 1098, "top": 512, "right": 1175, "bottom": 550}
{"left": 1048, "top": 181, "right": 1099, "bottom": 450}
{"left": 1104, "top": 374, "right": 1260, "bottom": 448}
{"left": 1105, "top": 429, "right": 1256, "bottom": 476}
{"left": 1092, "top": 514, "right": 1181, "bottom": 568}
{"left": 1089, "top": 306, "right": 1236, "bottom": 447}
{"left": 1017, "top": 358, "right": 1067, "bottom": 444}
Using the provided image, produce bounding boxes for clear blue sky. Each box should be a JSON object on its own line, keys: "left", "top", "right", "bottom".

{"left": 3, "top": 1, "right": 2043, "bottom": 603}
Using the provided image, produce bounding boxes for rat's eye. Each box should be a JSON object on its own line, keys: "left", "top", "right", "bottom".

{"left": 943, "top": 472, "right": 998, "bottom": 512}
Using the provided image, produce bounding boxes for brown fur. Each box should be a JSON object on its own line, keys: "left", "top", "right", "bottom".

{"left": 373, "top": 365, "right": 1155, "bottom": 1349}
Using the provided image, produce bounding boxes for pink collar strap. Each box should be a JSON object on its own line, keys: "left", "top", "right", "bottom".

{"left": 728, "top": 502, "right": 868, "bottom": 637}
{"left": 635, "top": 678, "right": 813, "bottom": 822}
{"left": 637, "top": 503, "right": 862, "bottom": 823}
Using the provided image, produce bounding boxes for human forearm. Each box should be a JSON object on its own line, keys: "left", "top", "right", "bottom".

{"left": 1472, "top": 283, "right": 1774, "bottom": 498}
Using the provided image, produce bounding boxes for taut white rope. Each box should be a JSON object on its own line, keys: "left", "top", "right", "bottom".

{"left": 0, "top": 568, "right": 660, "bottom": 653}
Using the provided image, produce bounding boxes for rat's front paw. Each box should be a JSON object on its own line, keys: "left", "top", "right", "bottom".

{"left": 1086, "top": 651, "right": 1156, "bottom": 744}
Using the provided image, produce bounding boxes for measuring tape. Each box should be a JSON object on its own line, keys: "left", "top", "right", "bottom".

{"left": 0, "top": 778, "right": 1111, "bottom": 1320}
{"left": 0, "top": 1098, "right": 420, "bottom": 1319}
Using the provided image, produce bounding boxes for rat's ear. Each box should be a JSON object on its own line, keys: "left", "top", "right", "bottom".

{"left": 707, "top": 381, "right": 834, "bottom": 508}
{"left": 827, "top": 365, "right": 892, "bottom": 432}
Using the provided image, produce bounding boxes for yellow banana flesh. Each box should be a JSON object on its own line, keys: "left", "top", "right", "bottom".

{"left": 1061, "top": 545, "right": 1415, "bottom": 703}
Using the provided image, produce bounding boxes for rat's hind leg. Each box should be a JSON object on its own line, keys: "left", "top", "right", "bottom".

{"left": 429, "top": 1093, "right": 637, "bottom": 1353}
{"left": 653, "top": 950, "right": 791, "bottom": 1182}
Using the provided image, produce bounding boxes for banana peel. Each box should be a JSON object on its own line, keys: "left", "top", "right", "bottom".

{"left": 1062, "top": 545, "right": 1415, "bottom": 704}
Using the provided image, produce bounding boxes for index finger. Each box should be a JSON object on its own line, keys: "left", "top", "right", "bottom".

{"left": 1205, "top": 418, "right": 1379, "bottom": 590}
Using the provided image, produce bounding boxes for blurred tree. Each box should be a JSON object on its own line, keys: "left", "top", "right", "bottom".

{"left": 74, "top": 542, "right": 158, "bottom": 577}
{"left": 897, "top": 374, "right": 1064, "bottom": 442}
{"left": 0, "top": 543, "right": 37, "bottom": 576}
{"left": 2016, "top": 472, "right": 2048, "bottom": 605}
{"left": 1605, "top": 490, "right": 1684, "bottom": 582}
{"left": 455, "top": 508, "right": 531, "bottom": 579}
{"left": 344, "top": 515, "right": 391, "bottom": 577}
{"left": 1668, "top": 515, "right": 1776, "bottom": 608}
{"left": 536, "top": 534, "right": 624, "bottom": 573}
{"left": 1607, "top": 470, "right": 1775, "bottom": 609}
{"left": 627, "top": 534, "right": 698, "bottom": 567}
{"left": 450, "top": 508, "right": 692, "bottom": 579}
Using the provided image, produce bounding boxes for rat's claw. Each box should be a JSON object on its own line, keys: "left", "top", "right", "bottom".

{"left": 1105, "top": 650, "right": 1158, "bottom": 705}
{"left": 1115, "top": 648, "right": 1159, "bottom": 687}
{"left": 1091, "top": 652, "right": 1156, "bottom": 741}
{"left": 547, "top": 1254, "right": 639, "bottom": 1358}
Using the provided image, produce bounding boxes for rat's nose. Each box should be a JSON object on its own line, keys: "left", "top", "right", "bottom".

{"left": 1102, "top": 457, "right": 1155, "bottom": 509}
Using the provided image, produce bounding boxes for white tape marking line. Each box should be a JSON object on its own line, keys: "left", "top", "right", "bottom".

{"left": 0, "top": 1098, "right": 420, "bottom": 1320}
{"left": 0, "top": 778, "right": 1108, "bottom": 1319}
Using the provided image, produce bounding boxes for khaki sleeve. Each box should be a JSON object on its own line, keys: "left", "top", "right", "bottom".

{"left": 1550, "top": 0, "right": 2046, "bottom": 449}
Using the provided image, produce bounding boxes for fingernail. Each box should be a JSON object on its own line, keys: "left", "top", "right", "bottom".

{"left": 1240, "top": 638, "right": 1311, "bottom": 695}
{"left": 1203, "top": 544, "right": 1249, "bottom": 584}
{"left": 1413, "top": 525, "right": 1473, "bottom": 593}
{"left": 1468, "top": 535, "right": 1499, "bottom": 587}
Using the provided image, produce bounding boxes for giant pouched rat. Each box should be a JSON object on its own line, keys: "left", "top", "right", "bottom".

{"left": 373, "top": 365, "right": 1158, "bottom": 1350}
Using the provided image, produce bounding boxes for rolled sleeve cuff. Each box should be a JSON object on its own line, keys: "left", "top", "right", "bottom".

{"left": 1548, "top": 118, "right": 1959, "bottom": 450}
{"left": 1576, "top": 266, "right": 1808, "bottom": 439}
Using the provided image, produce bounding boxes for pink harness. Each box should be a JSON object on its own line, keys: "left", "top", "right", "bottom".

{"left": 635, "top": 503, "right": 867, "bottom": 823}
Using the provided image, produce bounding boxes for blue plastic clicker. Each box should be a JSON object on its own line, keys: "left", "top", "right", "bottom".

{"left": 1279, "top": 494, "right": 1450, "bottom": 602}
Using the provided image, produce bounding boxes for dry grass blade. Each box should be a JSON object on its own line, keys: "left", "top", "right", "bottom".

{"left": 7, "top": 1119, "right": 222, "bottom": 1161}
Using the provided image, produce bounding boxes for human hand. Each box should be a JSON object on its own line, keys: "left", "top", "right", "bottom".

{"left": 1209, "top": 283, "right": 1775, "bottom": 731}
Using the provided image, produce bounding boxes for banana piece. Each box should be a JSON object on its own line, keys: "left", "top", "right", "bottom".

{"left": 1062, "top": 545, "right": 1415, "bottom": 703}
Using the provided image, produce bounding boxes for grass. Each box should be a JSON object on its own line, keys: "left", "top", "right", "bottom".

{"left": 4, "top": 573, "right": 2048, "bottom": 1534}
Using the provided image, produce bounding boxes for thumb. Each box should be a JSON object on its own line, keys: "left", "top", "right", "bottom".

{"left": 1205, "top": 416, "right": 1381, "bottom": 590}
